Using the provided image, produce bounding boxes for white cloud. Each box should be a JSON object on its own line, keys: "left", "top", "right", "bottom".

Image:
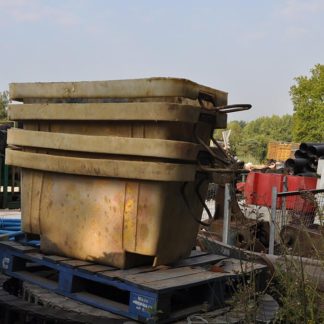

{"left": 285, "top": 26, "right": 308, "bottom": 38}
{"left": 276, "top": 0, "right": 324, "bottom": 39}
{"left": 280, "top": 0, "right": 324, "bottom": 19}
{"left": 0, "top": 0, "right": 80, "bottom": 26}
{"left": 243, "top": 31, "right": 267, "bottom": 42}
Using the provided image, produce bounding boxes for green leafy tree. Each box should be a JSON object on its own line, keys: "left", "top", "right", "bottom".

{"left": 290, "top": 64, "right": 324, "bottom": 142}
{"left": 213, "top": 120, "right": 246, "bottom": 156}
{"left": 241, "top": 115, "right": 293, "bottom": 161}
{"left": 227, "top": 121, "right": 245, "bottom": 154}
{"left": 216, "top": 115, "right": 293, "bottom": 162}
{"left": 242, "top": 115, "right": 293, "bottom": 143}
{"left": 0, "top": 91, "right": 9, "bottom": 120}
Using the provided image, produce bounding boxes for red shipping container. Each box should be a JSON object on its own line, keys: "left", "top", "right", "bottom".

{"left": 286, "top": 175, "right": 317, "bottom": 212}
{"left": 244, "top": 172, "right": 317, "bottom": 211}
{"left": 244, "top": 172, "right": 284, "bottom": 207}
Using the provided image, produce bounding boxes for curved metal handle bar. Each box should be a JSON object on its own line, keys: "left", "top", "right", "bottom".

{"left": 217, "top": 104, "right": 252, "bottom": 113}
{"left": 193, "top": 124, "right": 231, "bottom": 166}
{"left": 210, "top": 136, "right": 235, "bottom": 163}
{"left": 197, "top": 91, "right": 217, "bottom": 108}
{"left": 180, "top": 180, "right": 213, "bottom": 227}
{"left": 195, "top": 176, "right": 215, "bottom": 221}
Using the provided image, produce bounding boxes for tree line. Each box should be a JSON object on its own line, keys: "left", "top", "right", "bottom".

{"left": 0, "top": 91, "right": 9, "bottom": 120}
{"left": 215, "top": 64, "right": 324, "bottom": 163}
{"left": 214, "top": 115, "right": 293, "bottom": 163}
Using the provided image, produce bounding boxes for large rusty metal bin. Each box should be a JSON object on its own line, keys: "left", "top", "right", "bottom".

{"left": 6, "top": 78, "right": 228, "bottom": 268}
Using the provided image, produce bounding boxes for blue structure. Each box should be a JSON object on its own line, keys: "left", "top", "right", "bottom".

{"left": 0, "top": 218, "right": 22, "bottom": 240}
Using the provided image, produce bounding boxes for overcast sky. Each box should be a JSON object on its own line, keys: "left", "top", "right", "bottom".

{"left": 0, "top": 0, "right": 323, "bottom": 121}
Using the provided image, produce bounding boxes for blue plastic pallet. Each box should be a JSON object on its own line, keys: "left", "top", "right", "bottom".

{"left": 0, "top": 218, "right": 23, "bottom": 240}
{"left": 0, "top": 240, "right": 266, "bottom": 323}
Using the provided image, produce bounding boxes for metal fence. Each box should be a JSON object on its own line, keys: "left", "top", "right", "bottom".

{"left": 203, "top": 182, "right": 324, "bottom": 257}
{"left": 203, "top": 182, "right": 232, "bottom": 243}
{"left": 269, "top": 188, "right": 324, "bottom": 255}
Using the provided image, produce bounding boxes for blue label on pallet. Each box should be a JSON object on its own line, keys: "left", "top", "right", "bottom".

{"left": 129, "top": 292, "right": 157, "bottom": 319}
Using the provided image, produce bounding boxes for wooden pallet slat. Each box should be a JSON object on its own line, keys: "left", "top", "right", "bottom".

{"left": 124, "top": 267, "right": 206, "bottom": 285}
{"left": 59, "top": 260, "right": 93, "bottom": 268}
{"left": 187, "top": 250, "right": 208, "bottom": 258}
{"left": 144, "top": 271, "right": 225, "bottom": 291}
{"left": 174, "top": 254, "right": 227, "bottom": 267}
{"left": 0, "top": 241, "right": 22, "bottom": 248}
{"left": 25, "top": 252, "right": 44, "bottom": 261}
{"left": 98, "top": 265, "right": 162, "bottom": 280}
{"left": 78, "top": 264, "right": 116, "bottom": 273}
{"left": 9, "top": 245, "right": 38, "bottom": 254}
{"left": 43, "top": 255, "right": 72, "bottom": 263}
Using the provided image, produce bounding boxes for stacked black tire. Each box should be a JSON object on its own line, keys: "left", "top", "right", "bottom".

{"left": 285, "top": 142, "right": 324, "bottom": 176}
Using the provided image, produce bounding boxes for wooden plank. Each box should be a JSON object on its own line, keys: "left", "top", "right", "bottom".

{"left": 0, "top": 240, "right": 21, "bottom": 247}
{"left": 43, "top": 255, "right": 72, "bottom": 263}
{"left": 5, "top": 149, "right": 196, "bottom": 182}
{"left": 9, "top": 78, "right": 227, "bottom": 105}
{"left": 124, "top": 267, "right": 206, "bottom": 284}
{"left": 173, "top": 254, "right": 227, "bottom": 267}
{"left": 26, "top": 252, "right": 44, "bottom": 260}
{"left": 10, "top": 245, "right": 38, "bottom": 253}
{"left": 23, "top": 282, "right": 124, "bottom": 319}
{"left": 8, "top": 128, "right": 199, "bottom": 161}
{"left": 216, "top": 259, "right": 266, "bottom": 274}
{"left": 99, "top": 265, "right": 160, "bottom": 280}
{"left": 59, "top": 260, "right": 93, "bottom": 268}
{"left": 143, "top": 271, "right": 225, "bottom": 291}
{"left": 188, "top": 250, "right": 208, "bottom": 258}
{"left": 8, "top": 102, "right": 201, "bottom": 122}
{"left": 78, "top": 264, "right": 116, "bottom": 273}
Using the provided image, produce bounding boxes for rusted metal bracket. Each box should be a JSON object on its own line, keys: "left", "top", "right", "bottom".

{"left": 181, "top": 177, "right": 214, "bottom": 227}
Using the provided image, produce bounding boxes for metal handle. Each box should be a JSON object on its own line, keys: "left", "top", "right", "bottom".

{"left": 197, "top": 91, "right": 217, "bottom": 108}
{"left": 216, "top": 104, "right": 252, "bottom": 113}
{"left": 197, "top": 92, "right": 252, "bottom": 113}
{"left": 181, "top": 178, "right": 214, "bottom": 227}
{"left": 193, "top": 124, "right": 231, "bottom": 166}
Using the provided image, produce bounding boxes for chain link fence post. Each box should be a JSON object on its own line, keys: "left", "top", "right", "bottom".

{"left": 281, "top": 176, "right": 287, "bottom": 228}
{"left": 222, "top": 183, "right": 231, "bottom": 244}
{"left": 269, "top": 186, "right": 278, "bottom": 255}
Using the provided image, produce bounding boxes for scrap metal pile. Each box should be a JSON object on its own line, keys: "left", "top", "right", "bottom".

{"left": 202, "top": 166, "right": 270, "bottom": 253}
{"left": 202, "top": 141, "right": 324, "bottom": 256}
